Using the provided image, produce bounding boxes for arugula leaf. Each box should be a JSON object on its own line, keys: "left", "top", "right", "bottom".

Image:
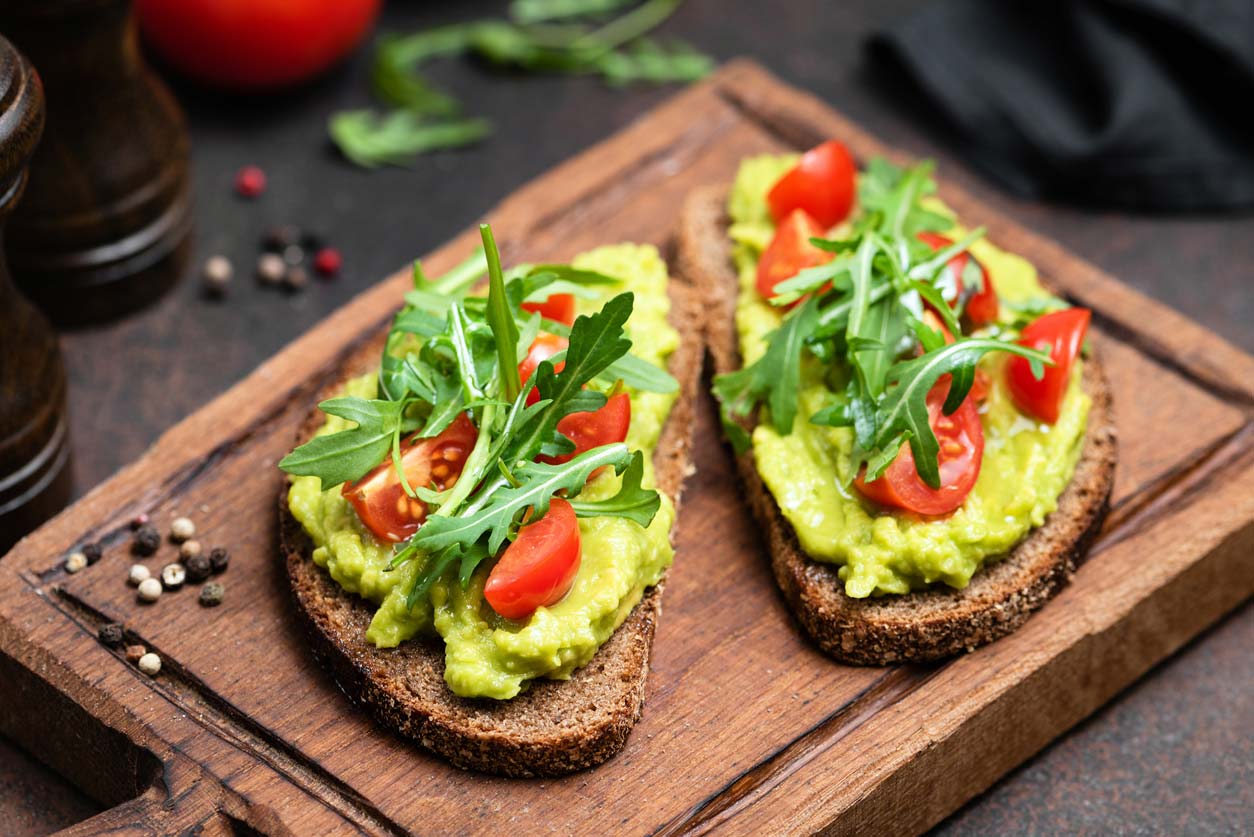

{"left": 873, "top": 338, "right": 1052, "bottom": 488}
{"left": 278, "top": 398, "right": 409, "bottom": 487}
{"left": 329, "top": 110, "right": 491, "bottom": 168}
{"left": 482, "top": 225, "right": 522, "bottom": 402}
{"left": 540, "top": 318, "right": 678, "bottom": 393}
{"left": 412, "top": 443, "right": 635, "bottom": 556}
{"left": 566, "top": 450, "right": 660, "bottom": 527}
{"left": 510, "top": 0, "right": 635, "bottom": 25}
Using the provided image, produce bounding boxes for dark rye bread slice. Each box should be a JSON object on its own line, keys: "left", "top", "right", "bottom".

{"left": 677, "top": 185, "right": 1117, "bottom": 665}
{"left": 280, "top": 278, "right": 702, "bottom": 777}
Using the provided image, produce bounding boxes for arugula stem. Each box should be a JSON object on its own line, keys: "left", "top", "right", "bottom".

{"left": 435, "top": 402, "right": 498, "bottom": 518}
{"left": 425, "top": 247, "right": 489, "bottom": 296}
{"left": 481, "top": 224, "right": 523, "bottom": 402}
{"left": 571, "top": 0, "right": 680, "bottom": 55}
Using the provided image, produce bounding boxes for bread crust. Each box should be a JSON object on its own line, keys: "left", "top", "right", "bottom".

{"left": 280, "top": 280, "right": 702, "bottom": 777}
{"left": 677, "top": 185, "right": 1117, "bottom": 665}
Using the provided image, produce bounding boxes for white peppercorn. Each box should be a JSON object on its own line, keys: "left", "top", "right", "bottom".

{"left": 137, "top": 577, "right": 163, "bottom": 602}
{"left": 256, "top": 252, "right": 285, "bottom": 285}
{"left": 128, "top": 563, "right": 151, "bottom": 586}
{"left": 137, "top": 653, "right": 161, "bottom": 676}
{"left": 161, "top": 563, "right": 186, "bottom": 590}
{"left": 65, "top": 552, "right": 87, "bottom": 574}
{"left": 178, "top": 539, "right": 202, "bottom": 561}
{"left": 202, "top": 255, "right": 232, "bottom": 295}
{"left": 169, "top": 517, "right": 195, "bottom": 542}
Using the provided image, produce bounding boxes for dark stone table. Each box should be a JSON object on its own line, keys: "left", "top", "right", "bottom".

{"left": 2, "top": 1, "right": 1249, "bottom": 833}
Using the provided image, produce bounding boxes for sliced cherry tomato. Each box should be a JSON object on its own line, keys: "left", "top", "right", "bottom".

{"left": 1006, "top": 308, "right": 1090, "bottom": 424}
{"left": 519, "top": 332, "right": 568, "bottom": 406}
{"left": 540, "top": 392, "right": 631, "bottom": 465}
{"left": 854, "top": 379, "right": 984, "bottom": 516}
{"left": 484, "top": 497, "right": 581, "bottom": 620}
{"left": 521, "top": 293, "right": 576, "bottom": 326}
{"left": 341, "top": 413, "right": 476, "bottom": 543}
{"left": 767, "top": 140, "right": 857, "bottom": 228}
{"left": 917, "top": 231, "right": 999, "bottom": 326}
{"left": 757, "top": 208, "right": 832, "bottom": 304}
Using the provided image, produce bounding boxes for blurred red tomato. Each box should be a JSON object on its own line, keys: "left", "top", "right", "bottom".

{"left": 135, "top": 0, "right": 381, "bottom": 89}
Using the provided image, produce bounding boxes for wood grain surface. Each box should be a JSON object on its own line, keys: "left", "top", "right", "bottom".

{"left": 0, "top": 61, "right": 1250, "bottom": 835}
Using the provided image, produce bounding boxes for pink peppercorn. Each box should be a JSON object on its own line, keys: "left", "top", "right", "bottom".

{"left": 234, "top": 166, "right": 266, "bottom": 198}
{"left": 313, "top": 247, "right": 342, "bottom": 277}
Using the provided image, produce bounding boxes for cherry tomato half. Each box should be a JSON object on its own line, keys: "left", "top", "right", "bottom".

{"left": 341, "top": 413, "right": 476, "bottom": 543}
{"left": 540, "top": 392, "right": 631, "bottom": 465}
{"left": 522, "top": 293, "right": 576, "bottom": 326}
{"left": 757, "top": 208, "right": 832, "bottom": 304}
{"left": 917, "top": 231, "right": 999, "bottom": 327}
{"left": 1006, "top": 308, "right": 1090, "bottom": 424}
{"left": 519, "top": 332, "right": 569, "bottom": 406}
{"left": 767, "top": 140, "right": 857, "bottom": 229}
{"left": 854, "top": 379, "right": 985, "bottom": 516}
{"left": 920, "top": 310, "right": 991, "bottom": 402}
{"left": 484, "top": 497, "right": 582, "bottom": 620}
{"left": 136, "top": 0, "right": 381, "bottom": 89}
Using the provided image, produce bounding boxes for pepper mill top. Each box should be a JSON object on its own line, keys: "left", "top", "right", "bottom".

{"left": 0, "top": 33, "right": 43, "bottom": 221}
{"left": 0, "top": 35, "right": 72, "bottom": 556}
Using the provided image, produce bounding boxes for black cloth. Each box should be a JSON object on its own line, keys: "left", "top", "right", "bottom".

{"left": 871, "top": 0, "right": 1254, "bottom": 211}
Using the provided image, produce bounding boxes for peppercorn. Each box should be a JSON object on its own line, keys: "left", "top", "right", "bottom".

{"left": 262, "top": 224, "right": 301, "bottom": 252}
{"left": 300, "top": 229, "right": 325, "bottom": 252}
{"left": 283, "top": 266, "right": 309, "bottom": 291}
{"left": 199, "top": 582, "right": 225, "bottom": 607}
{"left": 131, "top": 513, "right": 149, "bottom": 530}
{"left": 82, "top": 542, "right": 103, "bottom": 565}
{"left": 313, "top": 247, "right": 342, "bottom": 277}
{"left": 256, "top": 252, "right": 285, "bottom": 285}
{"left": 161, "top": 563, "right": 186, "bottom": 590}
{"left": 202, "top": 256, "right": 232, "bottom": 296}
{"left": 98, "top": 623, "right": 124, "bottom": 648}
{"left": 128, "top": 563, "right": 151, "bottom": 586}
{"left": 64, "top": 552, "right": 87, "bottom": 574}
{"left": 179, "top": 539, "right": 202, "bottom": 561}
{"left": 185, "top": 552, "right": 212, "bottom": 582}
{"left": 281, "top": 243, "right": 305, "bottom": 266}
{"left": 132, "top": 524, "right": 160, "bottom": 556}
{"left": 169, "top": 516, "right": 195, "bottom": 542}
{"left": 137, "top": 653, "right": 161, "bottom": 676}
{"left": 125, "top": 644, "right": 146, "bottom": 663}
{"left": 208, "top": 547, "right": 230, "bottom": 574}
{"left": 234, "top": 165, "right": 266, "bottom": 198}
{"left": 137, "top": 577, "right": 162, "bottom": 603}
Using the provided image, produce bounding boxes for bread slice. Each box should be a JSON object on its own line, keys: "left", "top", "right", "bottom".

{"left": 677, "top": 185, "right": 1117, "bottom": 665}
{"left": 280, "top": 279, "right": 702, "bottom": 777}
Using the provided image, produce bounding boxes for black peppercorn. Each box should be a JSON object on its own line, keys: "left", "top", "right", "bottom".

{"left": 98, "top": 622, "right": 124, "bottom": 647}
{"left": 262, "top": 224, "right": 301, "bottom": 252}
{"left": 185, "top": 552, "right": 212, "bottom": 582}
{"left": 208, "top": 546, "right": 230, "bottom": 574}
{"left": 82, "top": 542, "right": 103, "bottom": 565}
{"left": 132, "top": 524, "right": 161, "bottom": 556}
{"left": 300, "top": 229, "right": 326, "bottom": 252}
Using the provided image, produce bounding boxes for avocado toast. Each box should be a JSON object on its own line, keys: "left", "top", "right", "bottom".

{"left": 678, "top": 145, "right": 1116, "bottom": 664}
{"left": 280, "top": 230, "right": 701, "bottom": 776}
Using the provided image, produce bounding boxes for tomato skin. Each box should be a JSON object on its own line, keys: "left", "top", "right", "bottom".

{"left": 917, "top": 231, "right": 999, "bottom": 326}
{"left": 1006, "top": 308, "right": 1091, "bottom": 424}
{"left": 521, "top": 293, "right": 576, "bottom": 326}
{"left": 341, "top": 413, "right": 476, "bottom": 543}
{"left": 854, "top": 380, "right": 985, "bottom": 516}
{"left": 756, "top": 209, "right": 832, "bottom": 304}
{"left": 540, "top": 393, "right": 631, "bottom": 465}
{"left": 135, "top": 0, "right": 381, "bottom": 89}
{"left": 920, "top": 310, "right": 991, "bottom": 402}
{"left": 519, "top": 332, "right": 568, "bottom": 406}
{"left": 767, "top": 140, "right": 857, "bottom": 228}
{"left": 484, "top": 498, "right": 582, "bottom": 620}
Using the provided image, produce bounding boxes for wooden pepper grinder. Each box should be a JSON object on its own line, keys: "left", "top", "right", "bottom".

{"left": 0, "top": 37, "right": 73, "bottom": 555}
{"left": 0, "top": 0, "right": 192, "bottom": 326}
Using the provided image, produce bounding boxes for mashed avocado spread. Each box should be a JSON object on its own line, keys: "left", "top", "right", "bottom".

{"left": 729, "top": 155, "right": 1090, "bottom": 598}
{"left": 288, "top": 244, "right": 679, "bottom": 700}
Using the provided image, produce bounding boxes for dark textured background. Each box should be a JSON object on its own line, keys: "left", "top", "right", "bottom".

{"left": 2, "top": 1, "right": 1250, "bottom": 833}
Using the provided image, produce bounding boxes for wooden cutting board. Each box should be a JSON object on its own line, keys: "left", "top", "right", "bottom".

{"left": 2, "top": 61, "right": 1251, "bottom": 836}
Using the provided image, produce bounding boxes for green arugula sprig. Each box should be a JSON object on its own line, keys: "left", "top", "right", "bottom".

{"left": 332, "top": 0, "right": 714, "bottom": 167}
{"left": 712, "top": 157, "right": 1054, "bottom": 489}
{"left": 280, "top": 224, "right": 678, "bottom": 610}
